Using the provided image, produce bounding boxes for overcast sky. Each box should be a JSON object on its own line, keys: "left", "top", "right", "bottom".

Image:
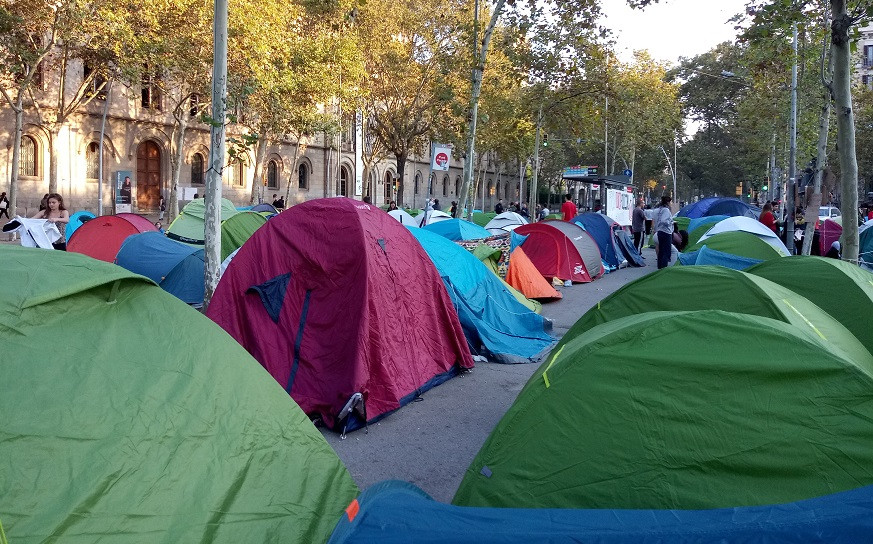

{"left": 598, "top": 0, "right": 749, "bottom": 66}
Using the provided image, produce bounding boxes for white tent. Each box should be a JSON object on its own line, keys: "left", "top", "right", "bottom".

{"left": 699, "top": 216, "right": 790, "bottom": 255}
{"left": 418, "top": 210, "right": 452, "bottom": 227}
{"left": 388, "top": 209, "right": 419, "bottom": 227}
{"left": 485, "top": 212, "right": 529, "bottom": 235}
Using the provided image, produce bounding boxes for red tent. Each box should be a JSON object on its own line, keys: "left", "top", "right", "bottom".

{"left": 68, "top": 214, "right": 157, "bottom": 262}
{"left": 207, "top": 197, "right": 473, "bottom": 432}
{"left": 514, "top": 222, "right": 594, "bottom": 283}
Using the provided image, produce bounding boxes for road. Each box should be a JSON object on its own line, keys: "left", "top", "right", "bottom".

{"left": 321, "top": 246, "right": 661, "bottom": 503}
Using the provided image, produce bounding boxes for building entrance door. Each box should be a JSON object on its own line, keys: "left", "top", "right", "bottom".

{"left": 136, "top": 141, "right": 161, "bottom": 210}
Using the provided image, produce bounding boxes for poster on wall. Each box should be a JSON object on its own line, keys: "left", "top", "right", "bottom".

{"left": 115, "top": 171, "right": 132, "bottom": 213}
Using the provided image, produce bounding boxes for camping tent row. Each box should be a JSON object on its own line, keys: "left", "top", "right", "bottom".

{"left": 452, "top": 260, "right": 873, "bottom": 522}
{"left": 677, "top": 217, "right": 789, "bottom": 270}
{"left": 66, "top": 200, "right": 268, "bottom": 304}
{"left": 207, "top": 198, "right": 558, "bottom": 435}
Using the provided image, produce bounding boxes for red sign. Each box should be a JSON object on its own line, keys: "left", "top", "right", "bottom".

{"left": 435, "top": 152, "right": 449, "bottom": 167}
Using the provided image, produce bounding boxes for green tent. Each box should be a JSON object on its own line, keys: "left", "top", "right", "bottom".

{"left": 472, "top": 212, "right": 496, "bottom": 226}
{"left": 454, "top": 309, "right": 873, "bottom": 510}
{"left": 472, "top": 244, "right": 541, "bottom": 313}
{"left": 220, "top": 210, "right": 267, "bottom": 260}
{"left": 167, "top": 197, "right": 239, "bottom": 244}
{"left": 681, "top": 230, "right": 785, "bottom": 261}
{"left": 554, "top": 265, "right": 871, "bottom": 362}
{"left": 0, "top": 247, "right": 357, "bottom": 543}
{"left": 674, "top": 216, "right": 691, "bottom": 233}
{"left": 747, "top": 256, "right": 873, "bottom": 354}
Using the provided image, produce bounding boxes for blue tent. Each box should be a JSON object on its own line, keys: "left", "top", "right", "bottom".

{"left": 329, "top": 480, "right": 873, "bottom": 544}
{"left": 408, "top": 227, "right": 554, "bottom": 364}
{"left": 422, "top": 219, "right": 491, "bottom": 241}
{"left": 571, "top": 213, "right": 621, "bottom": 269}
{"left": 115, "top": 231, "right": 205, "bottom": 304}
{"left": 678, "top": 198, "right": 757, "bottom": 219}
{"left": 678, "top": 245, "right": 764, "bottom": 270}
{"left": 66, "top": 210, "right": 95, "bottom": 241}
{"left": 614, "top": 229, "right": 644, "bottom": 267}
{"left": 687, "top": 214, "right": 729, "bottom": 233}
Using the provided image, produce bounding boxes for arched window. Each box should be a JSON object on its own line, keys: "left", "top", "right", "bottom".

{"left": 384, "top": 172, "right": 393, "bottom": 200}
{"left": 19, "top": 135, "right": 36, "bottom": 177}
{"left": 191, "top": 153, "right": 204, "bottom": 185}
{"left": 455, "top": 177, "right": 461, "bottom": 196}
{"left": 338, "top": 167, "right": 349, "bottom": 196}
{"left": 267, "top": 160, "right": 279, "bottom": 189}
{"left": 298, "top": 163, "right": 309, "bottom": 190}
{"left": 442, "top": 175, "right": 448, "bottom": 197}
{"left": 85, "top": 142, "right": 99, "bottom": 179}
{"left": 230, "top": 161, "right": 245, "bottom": 187}
{"left": 414, "top": 173, "right": 421, "bottom": 195}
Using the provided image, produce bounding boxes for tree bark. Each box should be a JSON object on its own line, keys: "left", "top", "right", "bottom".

{"left": 284, "top": 137, "right": 303, "bottom": 205}
{"left": 48, "top": 126, "right": 60, "bottom": 194}
{"left": 395, "top": 151, "right": 408, "bottom": 205}
{"left": 10, "top": 97, "right": 23, "bottom": 219}
{"left": 169, "top": 113, "right": 189, "bottom": 222}
{"left": 249, "top": 131, "right": 268, "bottom": 205}
{"left": 830, "top": 1, "right": 859, "bottom": 262}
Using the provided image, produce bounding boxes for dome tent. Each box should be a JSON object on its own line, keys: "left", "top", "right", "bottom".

{"left": 698, "top": 215, "right": 789, "bottom": 255}
{"left": 0, "top": 246, "right": 357, "bottom": 544}
{"left": 388, "top": 208, "right": 419, "bottom": 226}
{"left": 422, "top": 218, "right": 491, "bottom": 241}
{"left": 115, "top": 231, "right": 206, "bottom": 304}
{"left": 514, "top": 222, "right": 601, "bottom": 283}
{"left": 166, "top": 197, "right": 239, "bottom": 244}
{"left": 207, "top": 198, "right": 473, "bottom": 432}
{"left": 454, "top": 310, "right": 873, "bottom": 510}
{"left": 65, "top": 210, "right": 95, "bottom": 241}
{"left": 484, "top": 212, "right": 528, "bottom": 235}
{"left": 68, "top": 213, "right": 157, "bottom": 262}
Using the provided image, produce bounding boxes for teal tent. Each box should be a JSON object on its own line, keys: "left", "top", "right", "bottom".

{"left": 455, "top": 309, "right": 873, "bottom": 510}
{"left": 422, "top": 218, "right": 491, "bottom": 241}
{"left": 409, "top": 227, "right": 554, "bottom": 363}
{"left": 0, "top": 246, "right": 357, "bottom": 543}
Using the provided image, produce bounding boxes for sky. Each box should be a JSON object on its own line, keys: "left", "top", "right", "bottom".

{"left": 598, "top": 0, "right": 750, "bottom": 66}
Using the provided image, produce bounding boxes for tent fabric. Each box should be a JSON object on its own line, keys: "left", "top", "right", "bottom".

{"left": 422, "top": 218, "right": 491, "bottom": 241}
{"left": 678, "top": 197, "right": 757, "bottom": 219}
{"left": 613, "top": 229, "right": 644, "bottom": 267}
{"left": 699, "top": 216, "right": 790, "bottom": 255}
{"left": 514, "top": 223, "right": 593, "bottom": 283}
{"left": 747, "top": 256, "right": 873, "bottom": 354}
{"left": 554, "top": 265, "right": 872, "bottom": 364}
{"left": 471, "top": 212, "right": 496, "bottom": 227}
{"left": 68, "top": 214, "right": 157, "bottom": 262}
{"left": 454, "top": 309, "right": 873, "bottom": 510}
{"left": 819, "top": 218, "right": 842, "bottom": 255}
{"left": 219, "top": 210, "right": 267, "bottom": 261}
{"left": 456, "top": 234, "right": 512, "bottom": 279}
{"left": 409, "top": 228, "right": 554, "bottom": 364}
{"left": 417, "top": 209, "right": 453, "bottom": 226}
{"left": 505, "top": 247, "right": 562, "bottom": 300}
{"left": 471, "top": 245, "right": 542, "bottom": 313}
{"left": 541, "top": 220, "right": 604, "bottom": 280}
{"left": 330, "top": 480, "right": 873, "bottom": 544}
{"left": 484, "top": 212, "right": 528, "bottom": 235}
{"left": 115, "top": 231, "right": 206, "bottom": 304}
{"left": 861, "top": 220, "right": 873, "bottom": 270}
{"left": 207, "top": 198, "right": 473, "bottom": 431}
{"left": 166, "top": 197, "right": 238, "bottom": 244}
{"left": 571, "top": 213, "right": 621, "bottom": 269}
{"left": 250, "top": 202, "right": 278, "bottom": 214}
{"left": 65, "top": 210, "right": 95, "bottom": 241}
{"left": 683, "top": 230, "right": 786, "bottom": 261}
{"left": 0, "top": 246, "right": 358, "bottom": 544}
{"left": 388, "top": 208, "right": 419, "bottom": 226}
{"left": 677, "top": 245, "right": 764, "bottom": 270}
{"left": 686, "top": 215, "right": 729, "bottom": 247}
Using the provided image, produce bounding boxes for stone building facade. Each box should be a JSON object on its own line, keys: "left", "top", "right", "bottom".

{"left": 1, "top": 59, "right": 518, "bottom": 217}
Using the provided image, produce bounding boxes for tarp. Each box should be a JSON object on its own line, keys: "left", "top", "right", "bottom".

{"left": 220, "top": 210, "right": 267, "bottom": 261}
{"left": 409, "top": 227, "right": 554, "bottom": 364}
{"left": 66, "top": 210, "right": 95, "bottom": 241}
{"left": 514, "top": 222, "right": 593, "bottom": 283}
{"left": 699, "top": 215, "right": 790, "bottom": 255}
{"left": 454, "top": 309, "right": 873, "bottom": 510}
{"left": 683, "top": 230, "right": 786, "bottom": 261}
{"left": 0, "top": 246, "right": 358, "bottom": 544}
{"left": 747, "top": 256, "right": 873, "bottom": 355}
{"left": 207, "top": 198, "right": 473, "bottom": 431}
{"left": 167, "top": 197, "right": 239, "bottom": 244}
{"left": 505, "top": 246, "right": 562, "bottom": 300}
{"left": 422, "top": 218, "right": 491, "bottom": 241}
{"left": 456, "top": 234, "right": 512, "bottom": 279}
{"left": 330, "top": 480, "right": 873, "bottom": 544}
{"left": 68, "top": 214, "right": 157, "bottom": 262}
{"left": 388, "top": 208, "right": 419, "bottom": 226}
{"left": 571, "top": 213, "right": 621, "bottom": 269}
{"left": 485, "top": 212, "right": 528, "bottom": 235}
{"left": 115, "top": 231, "right": 206, "bottom": 304}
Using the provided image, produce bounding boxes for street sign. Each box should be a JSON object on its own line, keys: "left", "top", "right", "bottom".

{"left": 622, "top": 169, "right": 632, "bottom": 177}
{"left": 431, "top": 144, "right": 451, "bottom": 171}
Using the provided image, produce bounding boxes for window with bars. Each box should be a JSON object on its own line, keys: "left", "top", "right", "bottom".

{"left": 141, "top": 72, "right": 162, "bottom": 110}
{"left": 86, "top": 142, "right": 99, "bottom": 179}
{"left": 19, "top": 136, "right": 36, "bottom": 177}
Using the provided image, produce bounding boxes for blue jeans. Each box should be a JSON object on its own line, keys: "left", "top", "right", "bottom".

{"left": 657, "top": 231, "right": 672, "bottom": 269}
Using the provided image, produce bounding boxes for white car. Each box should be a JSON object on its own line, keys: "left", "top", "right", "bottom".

{"left": 818, "top": 206, "right": 841, "bottom": 221}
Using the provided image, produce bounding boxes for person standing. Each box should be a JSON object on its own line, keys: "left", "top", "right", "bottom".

{"left": 30, "top": 192, "right": 70, "bottom": 250}
{"left": 0, "top": 191, "right": 9, "bottom": 220}
{"left": 449, "top": 201, "right": 458, "bottom": 217}
{"left": 494, "top": 199, "right": 504, "bottom": 214}
{"left": 758, "top": 202, "right": 778, "bottom": 234}
{"left": 561, "top": 194, "right": 576, "bottom": 222}
{"left": 158, "top": 195, "right": 166, "bottom": 221}
{"left": 432, "top": 199, "right": 442, "bottom": 211}
{"left": 631, "top": 198, "right": 647, "bottom": 253}
{"left": 654, "top": 195, "right": 674, "bottom": 269}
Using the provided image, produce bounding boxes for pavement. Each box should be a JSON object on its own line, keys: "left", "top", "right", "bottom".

{"left": 320, "top": 247, "right": 662, "bottom": 503}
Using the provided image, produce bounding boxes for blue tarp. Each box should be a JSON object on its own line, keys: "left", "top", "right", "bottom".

{"left": 571, "top": 213, "right": 621, "bottom": 269}
{"left": 329, "top": 480, "right": 873, "bottom": 544}
{"left": 679, "top": 245, "right": 764, "bottom": 271}
{"left": 409, "top": 227, "right": 553, "bottom": 364}
{"left": 115, "top": 231, "right": 205, "bottom": 304}
{"left": 678, "top": 198, "right": 757, "bottom": 219}
{"left": 422, "top": 219, "right": 491, "bottom": 241}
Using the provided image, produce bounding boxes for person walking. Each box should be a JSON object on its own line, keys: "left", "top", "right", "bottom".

{"left": 0, "top": 191, "right": 9, "bottom": 220}
{"left": 654, "top": 195, "right": 674, "bottom": 269}
{"left": 631, "top": 198, "right": 646, "bottom": 253}
{"left": 561, "top": 194, "right": 577, "bottom": 222}
{"left": 30, "top": 192, "right": 70, "bottom": 250}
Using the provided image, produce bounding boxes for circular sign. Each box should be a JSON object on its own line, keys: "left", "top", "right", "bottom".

{"left": 435, "top": 152, "right": 449, "bottom": 167}
{"left": 623, "top": 169, "right": 633, "bottom": 177}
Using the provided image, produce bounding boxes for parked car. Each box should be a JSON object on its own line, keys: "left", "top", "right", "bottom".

{"left": 818, "top": 206, "right": 841, "bottom": 221}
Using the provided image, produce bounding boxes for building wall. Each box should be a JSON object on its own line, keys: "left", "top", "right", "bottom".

{"left": 858, "top": 24, "right": 873, "bottom": 89}
{"left": 1, "top": 60, "right": 517, "bottom": 216}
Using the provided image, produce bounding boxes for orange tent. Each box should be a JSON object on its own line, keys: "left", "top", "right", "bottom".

{"left": 506, "top": 247, "right": 562, "bottom": 300}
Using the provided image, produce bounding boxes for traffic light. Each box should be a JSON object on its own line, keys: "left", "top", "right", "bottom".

{"left": 542, "top": 133, "right": 549, "bottom": 147}
{"left": 762, "top": 184, "right": 768, "bottom": 191}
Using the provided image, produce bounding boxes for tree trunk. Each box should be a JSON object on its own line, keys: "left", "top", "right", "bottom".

{"left": 48, "top": 126, "right": 60, "bottom": 194}
{"left": 830, "top": 1, "right": 859, "bottom": 262}
{"left": 169, "top": 114, "right": 189, "bottom": 223}
{"left": 249, "top": 131, "right": 268, "bottom": 205}
{"left": 285, "top": 138, "right": 302, "bottom": 205}
{"left": 10, "top": 98, "right": 23, "bottom": 219}
{"left": 395, "top": 151, "right": 408, "bottom": 205}
{"left": 802, "top": 30, "right": 833, "bottom": 256}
